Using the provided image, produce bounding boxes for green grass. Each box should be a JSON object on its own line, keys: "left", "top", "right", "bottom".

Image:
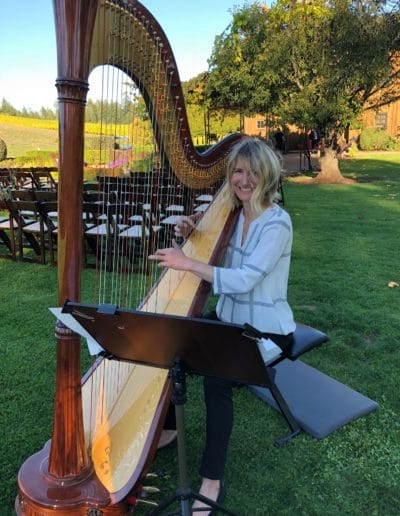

{"left": 1, "top": 154, "right": 400, "bottom": 514}
{"left": 340, "top": 152, "right": 400, "bottom": 182}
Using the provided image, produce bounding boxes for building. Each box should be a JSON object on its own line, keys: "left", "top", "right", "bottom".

{"left": 244, "top": 97, "right": 400, "bottom": 151}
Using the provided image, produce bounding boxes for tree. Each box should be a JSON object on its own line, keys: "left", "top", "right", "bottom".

{"left": 207, "top": 4, "right": 275, "bottom": 116}
{"left": 0, "top": 98, "right": 18, "bottom": 116}
{"left": 0, "top": 98, "right": 57, "bottom": 119}
{"left": 207, "top": 0, "right": 400, "bottom": 182}
{"left": 182, "top": 72, "right": 209, "bottom": 106}
{"left": 181, "top": 73, "right": 243, "bottom": 144}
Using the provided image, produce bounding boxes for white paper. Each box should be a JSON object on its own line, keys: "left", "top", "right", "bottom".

{"left": 257, "top": 337, "right": 282, "bottom": 365}
{"left": 49, "top": 307, "right": 105, "bottom": 356}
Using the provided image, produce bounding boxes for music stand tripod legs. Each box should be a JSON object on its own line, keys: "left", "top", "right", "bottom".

{"left": 150, "top": 356, "right": 237, "bottom": 516}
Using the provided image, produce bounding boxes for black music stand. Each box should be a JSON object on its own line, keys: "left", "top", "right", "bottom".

{"left": 63, "top": 301, "right": 271, "bottom": 515}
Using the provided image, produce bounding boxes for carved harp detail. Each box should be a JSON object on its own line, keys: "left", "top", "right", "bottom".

{"left": 16, "top": 0, "right": 241, "bottom": 513}
{"left": 91, "top": 0, "right": 240, "bottom": 188}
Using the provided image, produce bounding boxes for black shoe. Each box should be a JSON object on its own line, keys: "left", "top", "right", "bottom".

{"left": 217, "top": 481, "right": 226, "bottom": 503}
{"left": 210, "top": 481, "right": 226, "bottom": 515}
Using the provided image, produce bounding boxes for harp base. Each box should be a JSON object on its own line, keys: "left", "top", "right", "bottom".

{"left": 16, "top": 440, "right": 127, "bottom": 515}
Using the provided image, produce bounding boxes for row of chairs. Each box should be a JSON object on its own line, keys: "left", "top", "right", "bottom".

{"left": 0, "top": 197, "right": 155, "bottom": 267}
{"left": 0, "top": 169, "right": 222, "bottom": 267}
{"left": 0, "top": 189, "right": 210, "bottom": 268}
{"left": 0, "top": 167, "right": 58, "bottom": 191}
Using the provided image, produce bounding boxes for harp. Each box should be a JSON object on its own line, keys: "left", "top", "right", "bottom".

{"left": 16, "top": 0, "right": 242, "bottom": 514}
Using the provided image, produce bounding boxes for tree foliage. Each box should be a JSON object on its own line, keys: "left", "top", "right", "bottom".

{"left": 207, "top": 0, "right": 400, "bottom": 180}
{"left": 181, "top": 74, "right": 242, "bottom": 141}
{"left": 0, "top": 98, "right": 57, "bottom": 120}
{"left": 182, "top": 72, "right": 209, "bottom": 105}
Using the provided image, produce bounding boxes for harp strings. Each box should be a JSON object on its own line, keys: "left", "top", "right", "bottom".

{"left": 83, "top": 0, "right": 218, "bottom": 440}
{"left": 82, "top": 5, "right": 165, "bottom": 437}
{"left": 84, "top": 4, "right": 139, "bottom": 442}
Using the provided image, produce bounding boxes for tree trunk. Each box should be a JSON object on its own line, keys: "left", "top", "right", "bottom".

{"left": 313, "top": 146, "right": 353, "bottom": 184}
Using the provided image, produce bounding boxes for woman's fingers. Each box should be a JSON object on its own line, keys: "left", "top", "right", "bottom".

{"left": 149, "top": 248, "right": 169, "bottom": 260}
{"left": 174, "top": 215, "right": 196, "bottom": 237}
{"left": 148, "top": 246, "right": 187, "bottom": 271}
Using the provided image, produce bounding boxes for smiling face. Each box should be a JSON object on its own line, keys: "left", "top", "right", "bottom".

{"left": 225, "top": 138, "right": 282, "bottom": 215}
{"left": 229, "top": 156, "right": 260, "bottom": 209}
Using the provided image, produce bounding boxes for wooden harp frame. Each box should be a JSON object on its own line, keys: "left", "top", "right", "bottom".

{"left": 16, "top": 1, "right": 242, "bottom": 514}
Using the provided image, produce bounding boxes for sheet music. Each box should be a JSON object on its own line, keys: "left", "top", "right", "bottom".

{"left": 257, "top": 337, "right": 282, "bottom": 365}
{"left": 49, "top": 307, "right": 105, "bottom": 356}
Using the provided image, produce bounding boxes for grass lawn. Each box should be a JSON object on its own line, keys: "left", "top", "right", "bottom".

{"left": 340, "top": 152, "right": 400, "bottom": 182}
{"left": 0, "top": 153, "right": 399, "bottom": 514}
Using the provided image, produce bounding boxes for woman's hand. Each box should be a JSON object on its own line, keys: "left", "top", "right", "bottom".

{"left": 149, "top": 240, "right": 189, "bottom": 271}
{"left": 174, "top": 213, "right": 200, "bottom": 238}
{"left": 149, "top": 239, "right": 214, "bottom": 283}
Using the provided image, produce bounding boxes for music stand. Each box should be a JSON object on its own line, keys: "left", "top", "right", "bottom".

{"left": 63, "top": 301, "right": 271, "bottom": 515}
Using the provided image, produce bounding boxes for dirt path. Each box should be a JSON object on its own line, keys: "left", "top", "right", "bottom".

{"left": 281, "top": 151, "right": 320, "bottom": 176}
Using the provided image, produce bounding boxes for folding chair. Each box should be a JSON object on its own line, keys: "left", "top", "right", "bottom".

{"left": 82, "top": 201, "right": 127, "bottom": 268}
{"left": 6, "top": 199, "right": 46, "bottom": 263}
{"left": 0, "top": 203, "right": 17, "bottom": 260}
{"left": 34, "top": 190, "right": 58, "bottom": 203}
{"left": 31, "top": 168, "right": 58, "bottom": 190}
{"left": 38, "top": 201, "right": 59, "bottom": 266}
{"left": 13, "top": 170, "right": 35, "bottom": 190}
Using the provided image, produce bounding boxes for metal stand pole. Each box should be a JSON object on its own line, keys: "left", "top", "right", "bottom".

{"left": 150, "top": 356, "right": 237, "bottom": 516}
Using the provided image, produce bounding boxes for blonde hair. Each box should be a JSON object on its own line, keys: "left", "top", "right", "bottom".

{"left": 224, "top": 137, "right": 282, "bottom": 214}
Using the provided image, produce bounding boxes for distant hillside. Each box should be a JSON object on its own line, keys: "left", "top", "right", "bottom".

{"left": 0, "top": 108, "right": 241, "bottom": 162}
{"left": 0, "top": 121, "right": 58, "bottom": 158}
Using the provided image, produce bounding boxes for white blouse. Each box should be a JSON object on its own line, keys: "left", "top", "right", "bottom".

{"left": 213, "top": 204, "right": 295, "bottom": 335}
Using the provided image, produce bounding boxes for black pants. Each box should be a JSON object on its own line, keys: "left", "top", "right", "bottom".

{"left": 164, "top": 311, "right": 293, "bottom": 480}
{"left": 199, "top": 373, "right": 236, "bottom": 479}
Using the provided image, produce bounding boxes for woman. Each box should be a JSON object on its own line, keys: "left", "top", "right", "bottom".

{"left": 149, "top": 137, "right": 295, "bottom": 513}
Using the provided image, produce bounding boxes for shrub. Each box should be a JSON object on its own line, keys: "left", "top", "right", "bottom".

{"left": 12, "top": 150, "right": 56, "bottom": 167}
{"left": 85, "top": 134, "right": 114, "bottom": 150}
{"left": 84, "top": 149, "right": 111, "bottom": 165}
{"left": 0, "top": 138, "right": 7, "bottom": 161}
{"left": 359, "top": 127, "right": 395, "bottom": 151}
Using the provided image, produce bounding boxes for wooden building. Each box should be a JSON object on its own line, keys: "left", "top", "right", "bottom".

{"left": 244, "top": 97, "right": 400, "bottom": 151}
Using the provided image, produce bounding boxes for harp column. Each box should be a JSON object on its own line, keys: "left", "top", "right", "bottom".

{"left": 49, "top": 0, "right": 99, "bottom": 479}
{"left": 16, "top": 1, "right": 126, "bottom": 514}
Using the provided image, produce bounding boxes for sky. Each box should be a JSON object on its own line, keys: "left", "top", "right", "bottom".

{"left": 0, "top": 0, "right": 243, "bottom": 112}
